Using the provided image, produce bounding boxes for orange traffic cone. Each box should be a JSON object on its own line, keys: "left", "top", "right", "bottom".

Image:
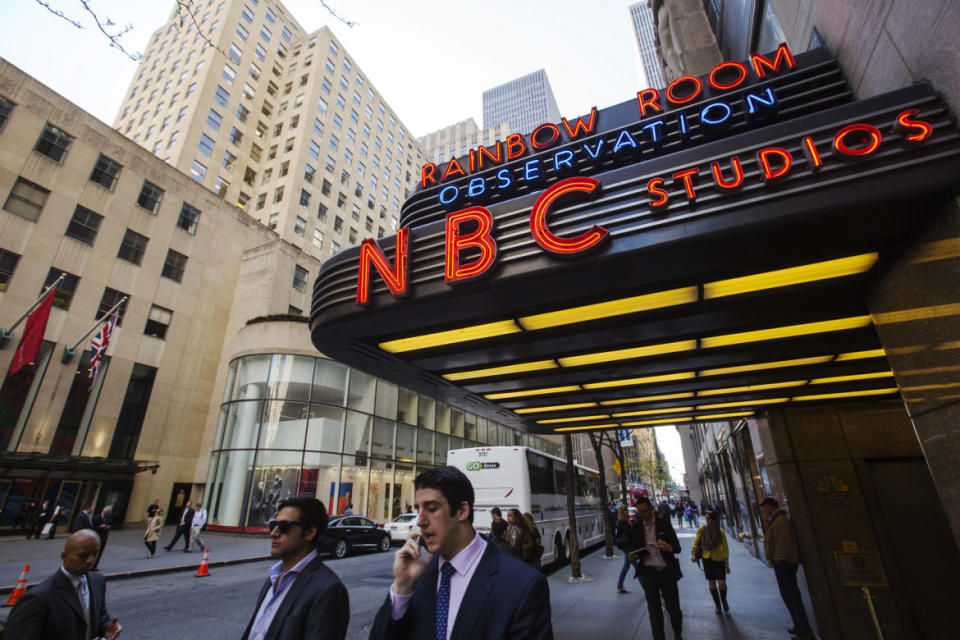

{"left": 195, "top": 548, "right": 210, "bottom": 577}
{"left": 5, "top": 564, "right": 30, "bottom": 605}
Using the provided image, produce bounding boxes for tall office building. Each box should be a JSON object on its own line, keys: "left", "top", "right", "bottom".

{"left": 482, "top": 69, "right": 561, "bottom": 136}
{"left": 629, "top": 1, "right": 666, "bottom": 88}
{"left": 113, "top": 0, "right": 424, "bottom": 262}
{"left": 417, "top": 118, "right": 510, "bottom": 166}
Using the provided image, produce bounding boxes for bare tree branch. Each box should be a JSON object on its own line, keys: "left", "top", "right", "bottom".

{"left": 319, "top": 0, "right": 357, "bottom": 28}
{"left": 33, "top": 0, "right": 141, "bottom": 61}
{"left": 34, "top": 0, "right": 83, "bottom": 29}
{"left": 174, "top": 0, "right": 227, "bottom": 59}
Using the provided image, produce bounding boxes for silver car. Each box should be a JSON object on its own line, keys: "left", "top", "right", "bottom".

{"left": 385, "top": 513, "right": 419, "bottom": 543}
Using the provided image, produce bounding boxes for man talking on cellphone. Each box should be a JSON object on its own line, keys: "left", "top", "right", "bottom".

{"left": 629, "top": 496, "right": 684, "bottom": 640}
{"left": 370, "top": 466, "right": 552, "bottom": 640}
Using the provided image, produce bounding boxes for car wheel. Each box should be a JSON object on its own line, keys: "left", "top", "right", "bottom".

{"left": 379, "top": 534, "right": 391, "bottom": 552}
{"left": 333, "top": 539, "right": 349, "bottom": 559}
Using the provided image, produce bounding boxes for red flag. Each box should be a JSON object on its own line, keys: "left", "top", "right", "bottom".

{"left": 9, "top": 286, "right": 57, "bottom": 376}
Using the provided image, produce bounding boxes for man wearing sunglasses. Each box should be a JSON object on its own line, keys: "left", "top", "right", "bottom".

{"left": 241, "top": 497, "right": 349, "bottom": 640}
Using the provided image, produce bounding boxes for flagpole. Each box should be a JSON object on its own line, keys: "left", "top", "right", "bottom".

{"left": 61, "top": 297, "right": 127, "bottom": 364}
{"left": 0, "top": 274, "right": 65, "bottom": 349}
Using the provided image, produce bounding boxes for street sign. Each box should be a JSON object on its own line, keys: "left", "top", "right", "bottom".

{"left": 834, "top": 552, "right": 888, "bottom": 587}
{"left": 613, "top": 459, "right": 622, "bottom": 475}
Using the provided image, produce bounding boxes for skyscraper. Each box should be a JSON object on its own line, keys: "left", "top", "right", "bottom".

{"left": 417, "top": 118, "right": 510, "bottom": 166}
{"left": 113, "top": 1, "right": 424, "bottom": 261}
{"left": 482, "top": 69, "right": 561, "bottom": 135}
{"left": 629, "top": 1, "right": 666, "bottom": 88}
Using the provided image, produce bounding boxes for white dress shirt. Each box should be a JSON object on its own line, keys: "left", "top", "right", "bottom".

{"left": 191, "top": 508, "right": 208, "bottom": 529}
{"left": 390, "top": 532, "right": 487, "bottom": 640}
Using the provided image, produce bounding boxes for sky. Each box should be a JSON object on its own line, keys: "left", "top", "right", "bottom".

{"left": 653, "top": 426, "right": 687, "bottom": 487}
{"left": 0, "top": 0, "right": 648, "bottom": 137}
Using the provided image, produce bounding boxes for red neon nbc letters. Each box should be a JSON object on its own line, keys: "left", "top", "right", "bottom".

{"left": 356, "top": 227, "right": 409, "bottom": 304}
{"left": 445, "top": 207, "right": 498, "bottom": 284}
{"left": 530, "top": 177, "right": 608, "bottom": 254}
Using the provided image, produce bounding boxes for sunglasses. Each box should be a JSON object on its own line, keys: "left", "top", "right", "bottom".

{"left": 268, "top": 520, "right": 304, "bottom": 534}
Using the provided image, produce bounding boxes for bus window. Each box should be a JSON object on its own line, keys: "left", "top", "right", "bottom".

{"left": 554, "top": 461, "right": 568, "bottom": 495}
{"left": 526, "top": 450, "right": 554, "bottom": 495}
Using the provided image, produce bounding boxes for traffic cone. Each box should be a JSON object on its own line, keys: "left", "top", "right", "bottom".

{"left": 5, "top": 564, "right": 30, "bottom": 605}
{"left": 195, "top": 548, "right": 210, "bottom": 577}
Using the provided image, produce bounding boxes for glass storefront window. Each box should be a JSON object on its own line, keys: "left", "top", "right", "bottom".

{"left": 374, "top": 380, "right": 398, "bottom": 420}
{"left": 208, "top": 449, "right": 254, "bottom": 526}
{"left": 347, "top": 369, "right": 375, "bottom": 413}
{"left": 221, "top": 400, "right": 264, "bottom": 449}
{"left": 222, "top": 360, "right": 237, "bottom": 402}
{"left": 416, "top": 429, "right": 433, "bottom": 465}
{"left": 338, "top": 454, "right": 368, "bottom": 516}
{"left": 312, "top": 359, "right": 347, "bottom": 405}
{"left": 300, "top": 451, "right": 340, "bottom": 509}
{"left": 417, "top": 395, "right": 435, "bottom": 429}
{"left": 258, "top": 400, "right": 308, "bottom": 449}
{"left": 450, "top": 408, "right": 464, "bottom": 437}
{"left": 475, "top": 416, "right": 487, "bottom": 444}
{"left": 464, "top": 413, "right": 476, "bottom": 441}
{"left": 305, "top": 404, "right": 344, "bottom": 452}
{"left": 372, "top": 417, "right": 395, "bottom": 459}
{"left": 267, "top": 354, "right": 313, "bottom": 401}
{"left": 368, "top": 458, "right": 394, "bottom": 522}
{"left": 343, "top": 410, "right": 372, "bottom": 459}
{"left": 435, "top": 433, "right": 449, "bottom": 463}
{"left": 435, "top": 403, "right": 450, "bottom": 434}
{"left": 397, "top": 388, "right": 417, "bottom": 425}
{"left": 396, "top": 423, "right": 415, "bottom": 463}
{"left": 234, "top": 354, "right": 272, "bottom": 400}
{"left": 248, "top": 449, "right": 303, "bottom": 527}
{"left": 395, "top": 462, "right": 415, "bottom": 518}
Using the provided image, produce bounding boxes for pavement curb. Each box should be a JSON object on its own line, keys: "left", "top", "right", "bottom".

{"left": 0, "top": 554, "right": 271, "bottom": 600}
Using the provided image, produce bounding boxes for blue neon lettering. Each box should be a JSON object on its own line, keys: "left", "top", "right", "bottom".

{"left": 524, "top": 159, "right": 541, "bottom": 181}
{"left": 497, "top": 168, "right": 512, "bottom": 188}
{"left": 700, "top": 101, "right": 732, "bottom": 125}
{"left": 678, "top": 113, "right": 688, "bottom": 135}
{"left": 613, "top": 130, "right": 637, "bottom": 153}
{"left": 438, "top": 185, "right": 459, "bottom": 204}
{"left": 583, "top": 139, "right": 604, "bottom": 159}
{"left": 553, "top": 150, "right": 574, "bottom": 171}
{"left": 641, "top": 119, "right": 665, "bottom": 143}
{"left": 745, "top": 87, "right": 777, "bottom": 114}
{"left": 467, "top": 177, "right": 485, "bottom": 197}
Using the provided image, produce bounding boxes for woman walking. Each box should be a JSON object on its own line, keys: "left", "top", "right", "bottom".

{"left": 691, "top": 510, "right": 731, "bottom": 613}
{"left": 613, "top": 504, "right": 637, "bottom": 593}
{"left": 505, "top": 508, "right": 538, "bottom": 565}
{"left": 522, "top": 512, "right": 544, "bottom": 569}
{"left": 145, "top": 507, "right": 163, "bottom": 558}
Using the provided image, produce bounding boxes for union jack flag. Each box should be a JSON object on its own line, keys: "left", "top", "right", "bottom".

{"left": 89, "top": 310, "right": 118, "bottom": 390}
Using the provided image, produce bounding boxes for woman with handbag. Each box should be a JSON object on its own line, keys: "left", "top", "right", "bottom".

{"left": 614, "top": 504, "right": 637, "bottom": 593}
{"left": 144, "top": 508, "right": 163, "bottom": 558}
{"left": 691, "top": 510, "right": 731, "bottom": 613}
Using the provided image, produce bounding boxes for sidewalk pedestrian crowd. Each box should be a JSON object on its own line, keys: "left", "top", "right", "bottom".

{"left": 3, "top": 471, "right": 817, "bottom": 640}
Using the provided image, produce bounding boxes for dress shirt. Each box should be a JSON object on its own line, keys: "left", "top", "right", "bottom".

{"left": 192, "top": 508, "right": 208, "bottom": 528}
{"left": 59, "top": 567, "right": 91, "bottom": 637}
{"left": 249, "top": 550, "right": 318, "bottom": 640}
{"left": 390, "top": 532, "right": 487, "bottom": 640}
{"left": 642, "top": 519, "right": 667, "bottom": 569}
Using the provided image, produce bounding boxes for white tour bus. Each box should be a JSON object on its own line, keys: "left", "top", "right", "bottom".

{"left": 447, "top": 446, "right": 604, "bottom": 565}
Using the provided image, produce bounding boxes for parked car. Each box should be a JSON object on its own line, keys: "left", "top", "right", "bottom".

{"left": 385, "top": 513, "right": 420, "bottom": 543}
{"left": 320, "top": 515, "right": 392, "bottom": 558}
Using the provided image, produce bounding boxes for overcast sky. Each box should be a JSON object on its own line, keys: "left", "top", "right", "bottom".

{"left": 0, "top": 0, "right": 649, "bottom": 137}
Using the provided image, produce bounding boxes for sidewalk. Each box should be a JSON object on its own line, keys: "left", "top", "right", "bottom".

{"left": 0, "top": 527, "right": 270, "bottom": 594}
{"left": 549, "top": 527, "right": 819, "bottom": 639}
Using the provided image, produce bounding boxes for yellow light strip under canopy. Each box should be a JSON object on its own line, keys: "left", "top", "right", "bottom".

{"left": 703, "top": 253, "right": 878, "bottom": 299}
{"left": 697, "top": 380, "right": 807, "bottom": 397}
{"left": 620, "top": 417, "right": 694, "bottom": 427}
{"left": 518, "top": 286, "right": 698, "bottom": 331}
{"left": 696, "top": 398, "right": 789, "bottom": 410}
{"left": 792, "top": 388, "right": 899, "bottom": 401}
{"left": 599, "top": 392, "right": 696, "bottom": 406}
{"left": 696, "top": 411, "right": 755, "bottom": 420}
{"left": 553, "top": 423, "right": 620, "bottom": 432}
{"left": 583, "top": 371, "right": 696, "bottom": 390}
{"left": 442, "top": 360, "right": 557, "bottom": 381}
{"left": 809, "top": 371, "right": 894, "bottom": 385}
{"left": 612, "top": 406, "right": 693, "bottom": 418}
{"left": 514, "top": 402, "right": 598, "bottom": 414}
{"left": 536, "top": 414, "right": 611, "bottom": 424}
{"left": 380, "top": 320, "right": 520, "bottom": 354}
{"left": 484, "top": 385, "right": 581, "bottom": 400}
{"left": 699, "top": 355, "right": 833, "bottom": 377}
{"left": 834, "top": 349, "right": 886, "bottom": 361}
{"left": 558, "top": 339, "right": 697, "bottom": 368}
{"left": 702, "top": 316, "right": 872, "bottom": 349}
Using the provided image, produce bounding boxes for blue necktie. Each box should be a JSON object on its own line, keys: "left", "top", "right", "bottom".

{"left": 436, "top": 562, "right": 456, "bottom": 640}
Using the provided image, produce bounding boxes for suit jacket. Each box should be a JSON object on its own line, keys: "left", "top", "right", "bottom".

{"left": 92, "top": 512, "right": 113, "bottom": 539}
{"left": 630, "top": 515, "right": 683, "bottom": 582}
{"left": 71, "top": 511, "right": 94, "bottom": 533}
{"left": 4, "top": 570, "right": 111, "bottom": 640}
{"left": 241, "top": 555, "right": 349, "bottom": 640}
{"left": 178, "top": 507, "right": 195, "bottom": 529}
{"left": 369, "top": 538, "right": 553, "bottom": 640}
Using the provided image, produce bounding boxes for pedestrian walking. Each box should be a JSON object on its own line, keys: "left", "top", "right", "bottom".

{"left": 759, "top": 497, "right": 816, "bottom": 640}
{"left": 71, "top": 505, "right": 94, "bottom": 533}
{"left": 614, "top": 504, "right": 637, "bottom": 594}
{"left": 628, "top": 497, "right": 684, "bottom": 640}
{"left": 522, "top": 512, "right": 544, "bottom": 570}
{"left": 505, "top": 508, "right": 538, "bottom": 565}
{"left": 369, "top": 466, "right": 552, "bottom": 640}
{"left": 5, "top": 529, "right": 122, "bottom": 639}
{"left": 27, "top": 499, "right": 51, "bottom": 540}
{"left": 164, "top": 500, "right": 194, "bottom": 551}
{"left": 91, "top": 506, "right": 113, "bottom": 570}
{"left": 241, "top": 497, "right": 348, "bottom": 640}
{"left": 689, "top": 503, "right": 699, "bottom": 528}
{"left": 343, "top": 502, "right": 354, "bottom": 515}
{"left": 489, "top": 506, "right": 508, "bottom": 542}
{"left": 145, "top": 508, "right": 163, "bottom": 558}
{"left": 146, "top": 498, "right": 161, "bottom": 519}
{"left": 675, "top": 501, "right": 685, "bottom": 529}
{"left": 46, "top": 501, "right": 65, "bottom": 539}
{"left": 691, "top": 511, "right": 731, "bottom": 614}
{"left": 188, "top": 502, "right": 208, "bottom": 552}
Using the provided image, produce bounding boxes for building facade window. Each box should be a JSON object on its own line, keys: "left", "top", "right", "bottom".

{"left": 96, "top": 287, "right": 129, "bottom": 325}
{"left": 293, "top": 265, "right": 308, "bottom": 291}
{"left": 118, "top": 229, "right": 149, "bottom": 265}
{"left": 178, "top": 202, "right": 201, "bottom": 234}
{"left": 3, "top": 177, "right": 50, "bottom": 221}
{"left": 136, "top": 180, "right": 165, "bottom": 213}
{"left": 162, "top": 249, "right": 188, "bottom": 282}
{"left": 0, "top": 248, "right": 20, "bottom": 291}
{"left": 43, "top": 268, "right": 80, "bottom": 310}
{"left": 89, "top": 154, "right": 123, "bottom": 190}
{"left": 65, "top": 205, "right": 103, "bottom": 245}
{"left": 34, "top": 123, "right": 74, "bottom": 162}
{"left": 107, "top": 363, "right": 158, "bottom": 459}
{"left": 144, "top": 305, "right": 173, "bottom": 339}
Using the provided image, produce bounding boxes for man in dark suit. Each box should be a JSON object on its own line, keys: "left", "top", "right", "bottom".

{"left": 71, "top": 505, "right": 94, "bottom": 533}
{"left": 5, "top": 529, "right": 122, "bottom": 639}
{"left": 241, "top": 496, "right": 348, "bottom": 640}
{"left": 91, "top": 506, "right": 113, "bottom": 570}
{"left": 164, "top": 500, "right": 194, "bottom": 552}
{"left": 26, "top": 499, "right": 50, "bottom": 539}
{"left": 369, "top": 466, "right": 552, "bottom": 640}
{"left": 629, "top": 496, "right": 684, "bottom": 640}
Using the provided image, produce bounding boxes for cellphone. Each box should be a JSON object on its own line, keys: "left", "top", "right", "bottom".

{"left": 413, "top": 533, "right": 427, "bottom": 551}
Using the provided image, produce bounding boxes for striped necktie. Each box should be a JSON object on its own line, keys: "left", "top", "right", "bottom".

{"left": 78, "top": 575, "right": 91, "bottom": 640}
